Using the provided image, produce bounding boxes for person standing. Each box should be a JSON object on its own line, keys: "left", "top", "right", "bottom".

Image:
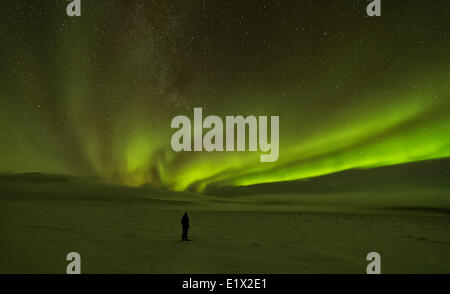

{"left": 181, "top": 212, "right": 190, "bottom": 241}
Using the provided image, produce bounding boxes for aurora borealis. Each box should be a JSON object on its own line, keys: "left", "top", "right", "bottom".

{"left": 0, "top": 1, "right": 449, "bottom": 192}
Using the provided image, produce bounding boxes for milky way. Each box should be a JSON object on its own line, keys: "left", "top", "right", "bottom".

{"left": 0, "top": 1, "right": 449, "bottom": 192}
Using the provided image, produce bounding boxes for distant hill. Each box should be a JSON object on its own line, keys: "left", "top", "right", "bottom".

{"left": 0, "top": 172, "right": 71, "bottom": 183}
{"left": 205, "top": 158, "right": 450, "bottom": 196}
{"left": 0, "top": 171, "right": 199, "bottom": 204}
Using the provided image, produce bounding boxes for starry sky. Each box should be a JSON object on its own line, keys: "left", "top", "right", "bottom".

{"left": 0, "top": 0, "right": 449, "bottom": 192}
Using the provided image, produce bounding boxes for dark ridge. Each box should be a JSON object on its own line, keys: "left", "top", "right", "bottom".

{"left": 205, "top": 158, "right": 450, "bottom": 196}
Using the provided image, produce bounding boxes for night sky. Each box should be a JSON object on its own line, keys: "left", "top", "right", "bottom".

{"left": 0, "top": 1, "right": 449, "bottom": 192}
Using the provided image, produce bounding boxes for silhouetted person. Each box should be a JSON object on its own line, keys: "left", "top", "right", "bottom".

{"left": 181, "top": 212, "right": 190, "bottom": 241}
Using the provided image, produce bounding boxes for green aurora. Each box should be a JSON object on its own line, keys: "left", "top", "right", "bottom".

{"left": 0, "top": 1, "right": 449, "bottom": 192}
